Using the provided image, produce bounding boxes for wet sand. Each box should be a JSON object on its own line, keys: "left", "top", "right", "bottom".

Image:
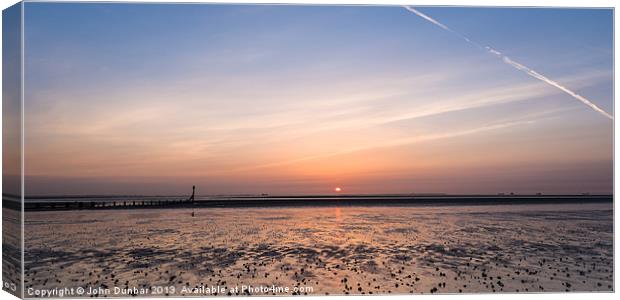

{"left": 24, "top": 202, "right": 613, "bottom": 296}
{"left": 2, "top": 208, "right": 22, "bottom": 297}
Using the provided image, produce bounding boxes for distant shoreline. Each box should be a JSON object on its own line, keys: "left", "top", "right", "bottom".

{"left": 2, "top": 194, "right": 613, "bottom": 211}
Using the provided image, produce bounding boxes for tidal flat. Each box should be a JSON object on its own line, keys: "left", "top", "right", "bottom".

{"left": 23, "top": 202, "right": 613, "bottom": 296}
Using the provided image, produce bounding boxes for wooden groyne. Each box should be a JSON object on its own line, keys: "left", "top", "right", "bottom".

{"left": 22, "top": 198, "right": 194, "bottom": 211}
{"left": 5, "top": 186, "right": 200, "bottom": 211}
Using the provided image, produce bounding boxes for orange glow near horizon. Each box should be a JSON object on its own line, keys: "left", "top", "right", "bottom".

{"left": 20, "top": 6, "right": 613, "bottom": 196}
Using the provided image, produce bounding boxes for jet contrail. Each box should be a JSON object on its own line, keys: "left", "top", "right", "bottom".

{"left": 403, "top": 6, "right": 613, "bottom": 120}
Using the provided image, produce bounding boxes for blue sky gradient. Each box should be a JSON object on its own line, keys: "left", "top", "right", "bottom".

{"left": 22, "top": 3, "right": 613, "bottom": 195}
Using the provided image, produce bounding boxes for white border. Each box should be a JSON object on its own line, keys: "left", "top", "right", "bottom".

{"left": 0, "top": 1, "right": 617, "bottom": 300}
{"left": 4, "top": 0, "right": 618, "bottom": 8}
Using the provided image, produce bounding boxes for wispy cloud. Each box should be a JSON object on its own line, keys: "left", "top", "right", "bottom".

{"left": 25, "top": 66, "right": 607, "bottom": 178}
{"left": 23, "top": 5, "right": 612, "bottom": 195}
{"left": 231, "top": 111, "right": 560, "bottom": 172}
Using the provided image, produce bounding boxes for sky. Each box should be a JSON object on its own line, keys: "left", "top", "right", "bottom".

{"left": 21, "top": 3, "right": 613, "bottom": 196}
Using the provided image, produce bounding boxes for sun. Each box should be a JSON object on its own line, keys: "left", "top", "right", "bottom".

{"left": 335, "top": 187, "right": 342, "bottom": 192}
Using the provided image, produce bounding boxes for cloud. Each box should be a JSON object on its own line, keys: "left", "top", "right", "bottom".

{"left": 231, "top": 110, "right": 561, "bottom": 172}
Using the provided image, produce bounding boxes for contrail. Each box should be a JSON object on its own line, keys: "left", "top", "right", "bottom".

{"left": 403, "top": 6, "right": 613, "bottom": 120}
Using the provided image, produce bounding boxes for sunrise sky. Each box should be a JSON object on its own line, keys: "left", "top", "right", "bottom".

{"left": 22, "top": 3, "right": 613, "bottom": 196}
